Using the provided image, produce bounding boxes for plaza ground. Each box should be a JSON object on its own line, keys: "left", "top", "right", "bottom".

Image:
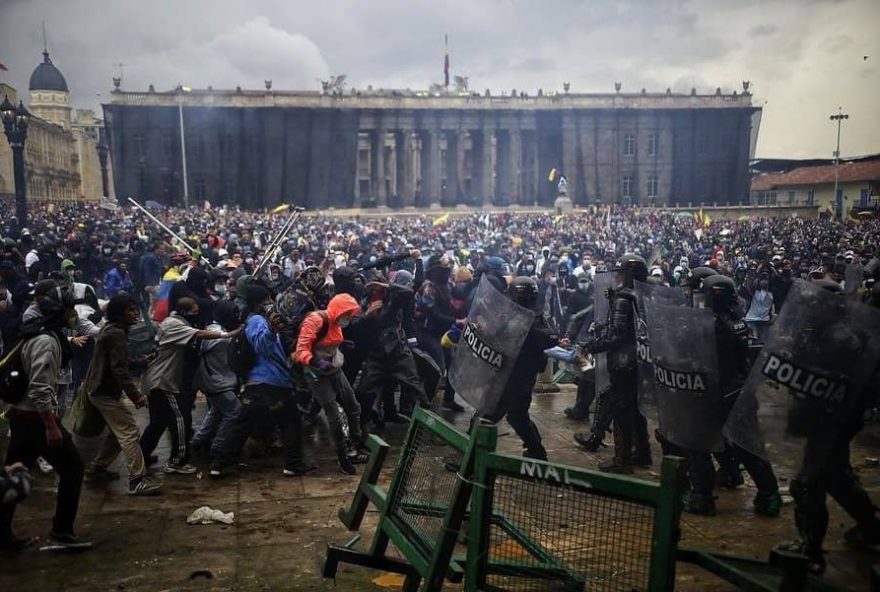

{"left": 1, "top": 386, "right": 877, "bottom": 591}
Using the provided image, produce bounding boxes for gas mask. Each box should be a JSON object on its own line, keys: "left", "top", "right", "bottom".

{"left": 214, "top": 284, "right": 227, "bottom": 296}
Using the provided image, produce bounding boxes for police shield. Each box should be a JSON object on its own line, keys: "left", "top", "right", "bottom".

{"left": 449, "top": 276, "right": 536, "bottom": 415}
{"left": 725, "top": 280, "right": 880, "bottom": 463}
{"left": 644, "top": 300, "right": 723, "bottom": 453}
{"left": 633, "top": 281, "right": 687, "bottom": 415}
{"left": 592, "top": 272, "right": 614, "bottom": 395}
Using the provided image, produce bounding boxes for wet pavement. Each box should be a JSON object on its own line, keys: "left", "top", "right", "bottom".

{"left": 1, "top": 386, "right": 878, "bottom": 591}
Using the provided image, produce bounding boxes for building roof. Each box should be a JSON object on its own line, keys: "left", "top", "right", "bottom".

{"left": 751, "top": 160, "right": 880, "bottom": 191}
{"left": 29, "top": 51, "right": 68, "bottom": 93}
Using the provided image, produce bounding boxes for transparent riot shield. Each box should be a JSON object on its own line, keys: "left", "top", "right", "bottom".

{"left": 592, "top": 273, "right": 614, "bottom": 396}
{"left": 644, "top": 300, "right": 723, "bottom": 453}
{"left": 725, "top": 280, "right": 880, "bottom": 464}
{"left": 449, "top": 276, "right": 536, "bottom": 415}
{"left": 633, "top": 281, "right": 687, "bottom": 418}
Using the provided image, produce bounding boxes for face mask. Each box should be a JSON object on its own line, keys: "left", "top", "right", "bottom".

{"left": 338, "top": 317, "right": 351, "bottom": 328}
{"left": 103, "top": 248, "right": 112, "bottom": 255}
{"left": 270, "top": 272, "right": 280, "bottom": 281}
{"left": 214, "top": 284, "right": 227, "bottom": 295}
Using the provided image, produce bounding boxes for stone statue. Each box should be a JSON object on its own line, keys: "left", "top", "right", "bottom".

{"left": 557, "top": 175, "right": 568, "bottom": 196}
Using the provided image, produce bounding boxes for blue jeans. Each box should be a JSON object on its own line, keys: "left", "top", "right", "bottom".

{"left": 192, "top": 390, "right": 241, "bottom": 457}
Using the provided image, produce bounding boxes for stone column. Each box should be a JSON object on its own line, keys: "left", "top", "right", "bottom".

{"left": 371, "top": 129, "right": 387, "bottom": 207}
{"left": 508, "top": 129, "right": 522, "bottom": 204}
{"left": 395, "top": 130, "right": 416, "bottom": 206}
{"left": 529, "top": 131, "right": 540, "bottom": 205}
{"left": 495, "top": 130, "right": 511, "bottom": 205}
{"left": 444, "top": 131, "right": 460, "bottom": 206}
{"left": 473, "top": 129, "right": 494, "bottom": 206}
{"left": 421, "top": 129, "right": 441, "bottom": 206}
{"left": 561, "top": 113, "right": 578, "bottom": 203}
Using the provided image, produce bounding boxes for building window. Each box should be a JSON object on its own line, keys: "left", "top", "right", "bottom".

{"left": 223, "top": 179, "right": 235, "bottom": 202}
{"left": 861, "top": 188, "right": 870, "bottom": 206}
{"left": 163, "top": 133, "right": 175, "bottom": 158}
{"left": 648, "top": 133, "right": 659, "bottom": 156}
{"left": 807, "top": 189, "right": 815, "bottom": 206}
{"left": 647, "top": 175, "right": 659, "bottom": 199}
{"left": 699, "top": 175, "right": 711, "bottom": 198}
{"left": 698, "top": 133, "right": 709, "bottom": 154}
{"left": 195, "top": 135, "right": 206, "bottom": 160}
{"left": 788, "top": 191, "right": 795, "bottom": 205}
{"left": 721, "top": 132, "right": 733, "bottom": 155}
{"left": 623, "top": 134, "right": 636, "bottom": 157}
{"left": 134, "top": 133, "right": 146, "bottom": 159}
{"left": 621, "top": 175, "right": 634, "bottom": 199}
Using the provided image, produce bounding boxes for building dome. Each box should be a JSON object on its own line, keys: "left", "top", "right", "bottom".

{"left": 29, "top": 51, "right": 68, "bottom": 92}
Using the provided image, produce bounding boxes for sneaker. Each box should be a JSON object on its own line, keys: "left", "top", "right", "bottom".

{"left": 85, "top": 468, "right": 121, "bottom": 482}
{"left": 753, "top": 491, "right": 782, "bottom": 517}
{"left": 0, "top": 536, "right": 33, "bottom": 554}
{"left": 163, "top": 463, "right": 198, "bottom": 475}
{"left": 128, "top": 476, "right": 163, "bottom": 496}
{"left": 774, "top": 540, "right": 825, "bottom": 575}
{"left": 282, "top": 464, "right": 318, "bottom": 477}
{"left": 442, "top": 400, "right": 465, "bottom": 413}
{"left": 46, "top": 532, "right": 93, "bottom": 551}
{"left": 684, "top": 493, "right": 717, "bottom": 516}
{"left": 338, "top": 456, "right": 357, "bottom": 475}
{"left": 208, "top": 466, "right": 226, "bottom": 479}
{"left": 36, "top": 457, "right": 54, "bottom": 474}
{"left": 573, "top": 432, "right": 606, "bottom": 451}
{"left": 563, "top": 407, "right": 590, "bottom": 421}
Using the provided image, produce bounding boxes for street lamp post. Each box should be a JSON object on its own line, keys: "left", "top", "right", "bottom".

{"left": 1, "top": 96, "right": 31, "bottom": 228}
{"left": 177, "top": 85, "right": 191, "bottom": 208}
{"left": 830, "top": 107, "right": 849, "bottom": 219}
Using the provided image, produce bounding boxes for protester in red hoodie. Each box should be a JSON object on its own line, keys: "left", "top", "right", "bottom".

{"left": 293, "top": 293, "right": 363, "bottom": 474}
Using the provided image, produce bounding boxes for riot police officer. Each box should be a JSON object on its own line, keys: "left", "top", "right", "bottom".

{"left": 688, "top": 275, "right": 782, "bottom": 517}
{"left": 579, "top": 254, "right": 652, "bottom": 473}
{"left": 685, "top": 266, "right": 717, "bottom": 309}
{"left": 776, "top": 278, "right": 880, "bottom": 574}
{"left": 483, "top": 277, "right": 557, "bottom": 460}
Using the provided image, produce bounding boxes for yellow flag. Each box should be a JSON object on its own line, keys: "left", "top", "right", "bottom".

{"left": 47, "top": 203, "right": 55, "bottom": 213}
{"left": 432, "top": 212, "right": 450, "bottom": 226}
{"left": 554, "top": 214, "right": 564, "bottom": 225}
{"left": 548, "top": 168, "right": 558, "bottom": 182}
{"left": 271, "top": 204, "right": 290, "bottom": 214}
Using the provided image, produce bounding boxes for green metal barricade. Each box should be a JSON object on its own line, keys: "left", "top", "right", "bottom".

{"left": 324, "top": 407, "right": 839, "bottom": 591}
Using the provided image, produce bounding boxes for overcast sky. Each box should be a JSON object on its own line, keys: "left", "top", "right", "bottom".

{"left": 0, "top": 0, "right": 877, "bottom": 158}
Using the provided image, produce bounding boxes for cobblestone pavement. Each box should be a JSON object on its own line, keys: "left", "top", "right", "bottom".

{"left": 1, "top": 385, "right": 877, "bottom": 591}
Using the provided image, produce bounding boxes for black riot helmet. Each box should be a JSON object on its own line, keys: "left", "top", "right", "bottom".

{"left": 687, "top": 266, "right": 718, "bottom": 290}
{"left": 301, "top": 266, "right": 326, "bottom": 293}
{"left": 509, "top": 276, "right": 539, "bottom": 309}
{"left": 34, "top": 279, "right": 75, "bottom": 323}
{"left": 702, "top": 274, "right": 738, "bottom": 314}
{"left": 614, "top": 254, "right": 648, "bottom": 287}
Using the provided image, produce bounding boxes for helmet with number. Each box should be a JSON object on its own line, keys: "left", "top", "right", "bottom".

{"left": 509, "top": 275, "right": 539, "bottom": 309}
{"left": 702, "top": 274, "right": 737, "bottom": 313}
{"left": 301, "top": 266, "right": 326, "bottom": 293}
{"left": 615, "top": 254, "right": 648, "bottom": 286}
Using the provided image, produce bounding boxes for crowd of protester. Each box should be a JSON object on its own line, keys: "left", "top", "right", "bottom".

{"left": 0, "top": 198, "right": 877, "bottom": 554}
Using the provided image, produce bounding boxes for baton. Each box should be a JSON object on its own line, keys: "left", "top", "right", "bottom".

{"left": 127, "top": 196, "right": 212, "bottom": 269}
{"left": 253, "top": 206, "right": 305, "bottom": 276}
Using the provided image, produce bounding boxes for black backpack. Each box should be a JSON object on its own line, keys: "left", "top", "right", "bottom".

{"left": 227, "top": 317, "right": 257, "bottom": 383}
{"left": 0, "top": 331, "right": 58, "bottom": 405}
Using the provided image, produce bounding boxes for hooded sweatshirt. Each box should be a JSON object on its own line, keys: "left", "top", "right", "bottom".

{"left": 293, "top": 293, "right": 361, "bottom": 368}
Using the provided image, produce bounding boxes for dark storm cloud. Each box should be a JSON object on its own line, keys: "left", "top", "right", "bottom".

{"left": 0, "top": 0, "right": 877, "bottom": 158}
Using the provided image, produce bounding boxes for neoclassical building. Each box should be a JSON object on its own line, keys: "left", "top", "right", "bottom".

{"left": 104, "top": 84, "right": 760, "bottom": 210}
{"left": 0, "top": 50, "right": 110, "bottom": 206}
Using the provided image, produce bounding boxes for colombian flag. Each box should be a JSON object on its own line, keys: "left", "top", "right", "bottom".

{"left": 432, "top": 212, "right": 450, "bottom": 226}
{"left": 151, "top": 267, "right": 181, "bottom": 322}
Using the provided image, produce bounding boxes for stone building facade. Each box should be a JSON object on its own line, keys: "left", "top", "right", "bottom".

{"left": 104, "top": 87, "right": 760, "bottom": 210}
{"left": 0, "top": 51, "right": 110, "bottom": 207}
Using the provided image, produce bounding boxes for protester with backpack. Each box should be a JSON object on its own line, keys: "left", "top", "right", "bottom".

{"left": 293, "top": 293, "right": 363, "bottom": 475}
{"left": 139, "top": 297, "right": 236, "bottom": 475}
{"left": 0, "top": 280, "right": 92, "bottom": 552}
{"left": 210, "top": 285, "right": 315, "bottom": 478}
{"left": 83, "top": 294, "right": 162, "bottom": 496}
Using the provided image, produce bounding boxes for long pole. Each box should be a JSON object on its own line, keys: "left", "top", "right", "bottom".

{"left": 253, "top": 207, "right": 305, "bottom": 276}
{"left": 12, "top": 144, "right": 26, "bottom": 227}
{"left": 178, "top": 97, "right": 189, "bottom": 208}
{"left": 830, "top": 107, "right": 849, "bottom": 219}
{"left": 127, "top": 196, "right": 210, "bottom": 267}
